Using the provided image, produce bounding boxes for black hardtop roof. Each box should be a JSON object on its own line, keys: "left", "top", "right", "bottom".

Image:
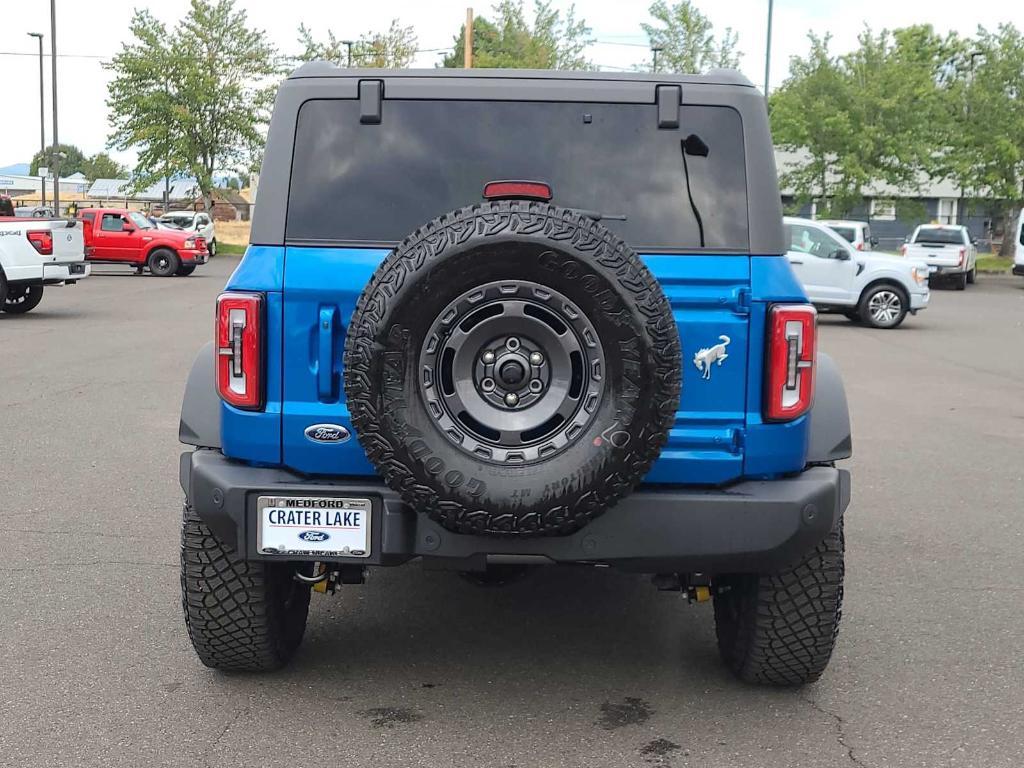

{"left": 253, "top": 63, "right": 784, "bottom": 254}
{"left": 288, "top": 62, "right": 755, "bottom": 89}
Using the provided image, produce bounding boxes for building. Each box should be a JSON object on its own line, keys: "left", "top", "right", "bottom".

{"left": 86, "top": 178, "right": 198, "bottom": 210}
{"left": 775, "top": 149, "right": 997, "bottom": 250}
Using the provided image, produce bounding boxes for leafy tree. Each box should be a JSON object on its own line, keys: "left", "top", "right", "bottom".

{"left": 641, "top": 0, "right": 740, "bottom": 73}
{"left": 297, "top": 19, "right": 417, "bottom": 68}
{"left": 106, "top": 0, "right": 279, "bottom": 209}
{"left": 770, "top": 27, "right": 958, "bottom": 217}
{"left": 443, "top": 0, "right": 592, "bottom": 70}
{"left": 29, "top": 143, "right": 85, "bottom": 177}
{"left": 80, "top": 153, "right": 127, "bottom": 181}
{"left": 942, "top": 24, "right": 1024, "bottom": 255}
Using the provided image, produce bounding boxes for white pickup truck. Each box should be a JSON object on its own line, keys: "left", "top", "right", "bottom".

{"left": 900, "top": 224, "right": 977, "bottom": 290}
{"left": 0, "top": 216, "right": 90, "bottom": 314}
{"left": 1013, "top": 212, "right": 1024, "bottom": 278}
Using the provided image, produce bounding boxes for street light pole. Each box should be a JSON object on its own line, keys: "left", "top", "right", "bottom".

{"left": 651, "top": 45, "right": 663, "bottom": 73}
{"left": 764, "top": 0, "right": 774, "bottom": 96}
{"left": 49, "top": 0, "right": 60, "bottom": 216}
{"left": 28, "top": 32, "right": 45, "bottom": 208}
{"left": 341, "top": 40, "right": 353, "bottom": 68}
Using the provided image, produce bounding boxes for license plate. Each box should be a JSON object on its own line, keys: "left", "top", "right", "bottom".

{"left": 256, "top": 496, "right": 372, "bottom": 557}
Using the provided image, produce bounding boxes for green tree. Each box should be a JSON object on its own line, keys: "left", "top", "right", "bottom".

{"left": 297, "top": 19, "right": 417, "bottom": 68}
{"left": 943, "top": 24, "right": 1024, "bottom": 255}
{"left": 106, "top": 0, "right": 279, "bottom": 209}
{"left": 443, "top": 1, "right": 592, "bottom": 69}
{"left": 80, "top": 153, "right": 127, "bottom": 181}
{"left": 641, "top": 0, "right": 740, "bottom": 73}
{"left": 29, "top": 143, "right": 85, "bottom": 177}
{"left": 770, "top": 27, "right": 958, "bottom": 217}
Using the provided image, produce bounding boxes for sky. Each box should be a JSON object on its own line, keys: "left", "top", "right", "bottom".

{"left": 1, "top": 0, "right": 1022, "bottom": 170}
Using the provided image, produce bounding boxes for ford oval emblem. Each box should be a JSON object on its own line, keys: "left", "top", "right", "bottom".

{"left": 304, "top": 424, "right": 351, "bottom": 444}
{"left": 298, "top": 530, "right": 330, "bottom": 543}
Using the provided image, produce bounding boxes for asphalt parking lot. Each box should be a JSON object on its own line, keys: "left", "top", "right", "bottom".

{"left": 2, "top": 258, "right": 1022, "bottom": 768}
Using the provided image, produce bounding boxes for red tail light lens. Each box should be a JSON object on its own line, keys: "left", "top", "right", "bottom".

{"left": 958, "top": 247, "right": 965, "bottom": 266}
{"left": 765, "top": 304, "right": 817, "bottom": 422}
{"left": 483, "top": 180, "right": 552, "bottom": 201}
{"left": 856, "top": 242, "right": 864, "bottom": 250}
{"left": 27, "top": 230, "right": 53, "bottom": 255}
{"left": 899, "top": 244, "right": 907, "bottom": 256}
{"left": 216, "top": 292, "right": 264, "bottom": 410}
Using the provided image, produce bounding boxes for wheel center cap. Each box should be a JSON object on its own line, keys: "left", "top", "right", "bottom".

{"left": 499, "top": 360, "right": 526, "bottom": 387}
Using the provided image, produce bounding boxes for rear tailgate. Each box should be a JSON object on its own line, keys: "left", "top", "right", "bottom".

{"left": 906, "top": 242, "right": 962, "bottom": 268}
{"left": 29, "top": 219, "right": 86, "bottom": 264}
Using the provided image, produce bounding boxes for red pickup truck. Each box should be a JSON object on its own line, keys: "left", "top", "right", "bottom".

{"left": 78, "top": 208, "right": 209, "bottom": 276}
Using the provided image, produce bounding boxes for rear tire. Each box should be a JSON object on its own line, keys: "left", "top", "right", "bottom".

{"left": 966, "top": 266, "right": 976, "bottom": 285}
{"left": 208, "top": 238, "right": 217, "bottom": 257}
{"left": 713, "top": 519, "right": 845, "bottom": 686}
{"left": 954, "top": 272, "right": 968, "bottom": 291}
{"left": 2, "top": 283, "right": 44, "bottom": 314}
{"left": 180, "top": 504, "right": 311, "bottom": 671}
{"left": 149, "top": 248, "right": 179, "bottom": 277}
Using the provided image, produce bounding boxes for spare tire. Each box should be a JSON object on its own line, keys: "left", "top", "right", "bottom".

{"left": 344, "top": 202, "right": 680, "bottom": 536}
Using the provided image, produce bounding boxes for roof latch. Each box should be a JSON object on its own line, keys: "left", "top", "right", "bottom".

{"left": 359, "top": 79, "right": 383, "bottom": 124}
{"left": 656, "top": 85, "right": 681, "bottom": 129}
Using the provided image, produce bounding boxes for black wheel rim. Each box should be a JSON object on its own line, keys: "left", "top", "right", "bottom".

{"left": 418, "top": 279, "right": 605, "bottom": 464}
{"left": 156, "top": 255, "right": 169, "bottom": 272}
{"left": 5, "top": 285, "right": 29, "bottom": 305}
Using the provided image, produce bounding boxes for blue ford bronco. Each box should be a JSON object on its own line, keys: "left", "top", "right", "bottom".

{"left": 178, "top": 66, "right": 851, "bottom": 685}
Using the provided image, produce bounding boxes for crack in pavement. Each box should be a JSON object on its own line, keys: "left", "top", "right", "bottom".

{"left": 202, "top": 705, "right": 250, "bottom": 768}
{"left": 801, "top": 694, "right": 867, "bottom": 768}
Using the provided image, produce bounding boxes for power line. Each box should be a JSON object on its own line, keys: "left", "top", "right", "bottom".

{"left": 0, "top": 51, "right": 106, "bottom": 59}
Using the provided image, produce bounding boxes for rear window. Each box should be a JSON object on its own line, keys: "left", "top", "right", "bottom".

{"left": 914, "top": 227, "right": 964, "bottom": 245}
{"left": 829, "top": 226, "right": 856, "bottom": 243}
{"left": 286, "top": 99, "right": 748, "bottom": 251}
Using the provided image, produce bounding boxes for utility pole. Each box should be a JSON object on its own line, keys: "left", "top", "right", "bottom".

{"left": 651, "top": 45, "right": 663, "bottom": 73}
{"left": 764, "top": 0, "right": 774, "bottom": 96}
{"left": 50, "top": 0, "right": 60, "bottom": 216}
{"left": 464, "top": 8, "right": 474, "bottom": 68}
{"left": 341, "top": 40, "right": 353, "bottom": 68}
{"left": 28, "top": 32, "right": 45, "bottom": 208}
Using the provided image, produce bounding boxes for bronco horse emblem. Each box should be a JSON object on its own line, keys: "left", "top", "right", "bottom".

{"left": 693, "top": 335, "right": 731, "bottom": 380}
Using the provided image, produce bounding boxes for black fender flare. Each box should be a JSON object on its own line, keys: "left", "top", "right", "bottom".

{"left": 808, "top": 352, "right": 852, "bottom": 464}
{"left": 179, "top": 342, "right": 221, "bottom": 449}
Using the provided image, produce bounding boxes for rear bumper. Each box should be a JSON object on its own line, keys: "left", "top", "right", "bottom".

{"left": 180, "top": 450, "right": 851, "bottom": 574}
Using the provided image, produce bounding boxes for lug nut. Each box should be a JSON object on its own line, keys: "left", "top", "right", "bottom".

{"left": 529, "top": 379, "right": 543, "bottom": 393}
{"left": 505, "top": 392, "right": 519, "bottom": 406}
{"left": 529, "top": 351, "right": 543, "bottom": 365}
{"left": 506, "top": 337, "right": 520, "bottom": 351}
{"left": 481, "top": 378, "right": 495, "bottom": 392}
{"left": 482, "top": 350, "right": 495, "bottom": 364}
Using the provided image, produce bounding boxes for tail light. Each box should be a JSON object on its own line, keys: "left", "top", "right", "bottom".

{"left": 899, "top": 244, "right": 907, "bottom": 256}
{"left": 27, "top": 230, "right": 53, "bottom": 255}
{"left": 216, "top": 292, "right": 264, "bottom": 410}
{"left": 764, "top": 304, "right": 817, "bottom": 422}
{"left": 958, "top": 247, "right": 965, "bottom": 266}
{"left": 856, "top": 242, "right": 864, "bottom": 251}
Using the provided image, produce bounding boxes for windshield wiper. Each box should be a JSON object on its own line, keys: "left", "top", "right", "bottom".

{"left": 681, "top": 134, "right": 710, "bottom": 248}
{"left": 568, "top": 208, "right": 628, "bottom": 222}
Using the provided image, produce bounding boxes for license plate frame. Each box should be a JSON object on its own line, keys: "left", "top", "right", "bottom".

{"left": 256, "top": 495, "right": 372, "bottom": 558}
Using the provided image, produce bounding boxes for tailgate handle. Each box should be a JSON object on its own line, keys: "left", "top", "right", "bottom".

{"left": 317, "top": 306, "right": 339, "bottom": 400}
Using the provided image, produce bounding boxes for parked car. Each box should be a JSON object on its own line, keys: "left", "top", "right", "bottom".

{"left": 900, "top": 224, "right": 977, "bottom": 289}
{"left": 785, "top": 217, "right": 929, "bottom": 329}
{"left": 819, "top": 219, "right": 877, "bottom": 251}
{"left": 0, "top": 195, "right": 14, "bottom": 217}
{"left": 0, "top": 214, "right": 89, "bottom": 313}
{"left": 14, "top": 205, "right": 55, "bottom": 218}
{"left": 1013, "top": 212, "right": 1024, "bottom": 278}
{"left": 157, "top": 210, "right": 218, "bottom": 256}
{"left": 178, "top": 66, "right": 853, "bottom": 686}
{"left": 77, "top": 208, "right": 209, "bottom": 276}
